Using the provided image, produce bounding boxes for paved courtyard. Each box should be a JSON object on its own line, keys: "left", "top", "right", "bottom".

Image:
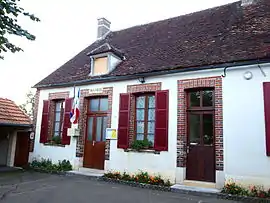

{"left": 0, "top": 171, "right": 236, "bottom": 203}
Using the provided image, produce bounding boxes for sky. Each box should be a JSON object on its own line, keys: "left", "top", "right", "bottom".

{"left": 0, "top": 0, "right": 237, "bottom": 105}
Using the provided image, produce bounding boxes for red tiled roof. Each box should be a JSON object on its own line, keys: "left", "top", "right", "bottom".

{"left": 0, "top": 98, "right": 32, "bottom": 126}
{"left": 34, "top": 0, "right": 270, "bottom": 87}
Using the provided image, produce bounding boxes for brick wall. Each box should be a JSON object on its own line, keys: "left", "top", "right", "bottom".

{"left": 127, "top": 83, "right": 161, "bottom": 146}
{"left": 76, "top": 87, "right": 113, "bottom": 160}
{"left": 177, "top": 77, "right": 223, "bottom": 170}
{"left": 29, "top": 89, "right": 40, "bottom": 152}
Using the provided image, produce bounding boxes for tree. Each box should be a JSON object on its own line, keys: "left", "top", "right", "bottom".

{"left": 0, "top": 0, "right": 40, "bottom": 59}
{"left": 19, "top": 90, "right": 35, "bottom": 120}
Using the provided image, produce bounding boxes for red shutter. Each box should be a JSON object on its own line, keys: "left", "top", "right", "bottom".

{"left": 154, "top": 90, "right": 169, "bottom": 151}
{"left": 40, "top": 100, "right": 49, "bottom": 143}
{"left": 263, "top": 82, "right": 270, "bottom": 156}
{"left": 117, "top": 93, "right": 130, "bottom": 149}
{"left": 62, "top": 98, "right": 73, "bottom": 145}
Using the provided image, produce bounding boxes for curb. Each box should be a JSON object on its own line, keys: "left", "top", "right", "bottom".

{"left": 25, "top": 169, "right": 270, "bottom": 202}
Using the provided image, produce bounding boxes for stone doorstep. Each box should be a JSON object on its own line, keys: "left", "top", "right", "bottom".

{"left": 171, "top": 184, "right": 220, "bottom": 196}
{"left": 67, "top": 167, "right": 104, "bottom": 178}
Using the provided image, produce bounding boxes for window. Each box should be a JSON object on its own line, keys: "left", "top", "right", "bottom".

{"left": 135, "top": 94, "right": 155, "bottom": 144}
{"left": 187, "top": 89, "right": 214, "bottom": 146}
{"left": 92, "top": 57, "right": 108, "bottom": 75}
{"left": 53, "top": 100, "right": 65, "bottom": 137}
{"left": 87, "top": 97, "right": 108, "bottom": 142}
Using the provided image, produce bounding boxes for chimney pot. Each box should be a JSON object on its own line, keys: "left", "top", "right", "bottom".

{"left": 97, "top": 17, "right": 111, "bottom": 39}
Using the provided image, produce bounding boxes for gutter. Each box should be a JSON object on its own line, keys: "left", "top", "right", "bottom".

{"left": 0, "top": 123, "right": 33, "bottom": 128}
{"left": 34, "top": 58, "right": 270, "bottom": 89}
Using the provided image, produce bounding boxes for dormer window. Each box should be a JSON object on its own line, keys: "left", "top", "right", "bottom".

{"left": 88, "top": 43, "right": 124, "bottom": 76}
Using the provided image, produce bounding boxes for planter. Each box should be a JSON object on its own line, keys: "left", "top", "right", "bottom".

{"left": 218, "top": 193, "right": 270, "bottom": 202}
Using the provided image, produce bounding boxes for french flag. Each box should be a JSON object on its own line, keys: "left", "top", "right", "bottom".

{"left": 70, "top": 87, "right": 80, "bottom": 124}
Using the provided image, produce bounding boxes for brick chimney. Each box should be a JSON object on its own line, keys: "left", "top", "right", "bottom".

{"left": 241, "top": 0, "right": 257, "bottom": 6}
{"left": 97, "top": 18, "right": 111, "bottom": 39}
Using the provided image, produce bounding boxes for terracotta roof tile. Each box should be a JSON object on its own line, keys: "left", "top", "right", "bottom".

{"left": 35, "top": 0, "right": 270, "bottom": 87}
{"left": 0, "top": 98, "right": 32, "bottom": 126}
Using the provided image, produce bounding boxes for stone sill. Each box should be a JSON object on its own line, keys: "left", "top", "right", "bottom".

{"left": 124, "top": 148, "right": 160, "bottom": 154}
{"left": 43, "top": 142, "right": 65, "bottom": 147}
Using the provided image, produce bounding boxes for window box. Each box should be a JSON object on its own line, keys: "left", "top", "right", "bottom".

{"left": 124, "top": 148, "right": 160, "bottom": 154}
{"left": 43, "top": 142, "right": 65, "bottom": 147}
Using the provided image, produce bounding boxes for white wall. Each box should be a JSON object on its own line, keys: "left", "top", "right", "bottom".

{"left": 223, "top": 63, "right": 270, "bottom": 188}
{"left": 31, "top": 62, "right": 270, "bottom": 187}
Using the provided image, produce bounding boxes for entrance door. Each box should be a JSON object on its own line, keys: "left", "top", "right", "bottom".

{"left": 83, "top": 97, "right": 108, "bottom": 170}
{"left": 186, "top": 89, "right": 215, "bottom": 182}
{"left": 0, "top": 134, "right": 9, "bottom": 166}
{"left": 14, "top": 132, "right": 30, "bottom": 167}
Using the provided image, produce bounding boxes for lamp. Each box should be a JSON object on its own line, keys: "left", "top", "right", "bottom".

{"left": 243, "top": 71, "right": 253, "bottom": 80}
{"left": 138, "top": 77, "right": 145, "bottom": 84}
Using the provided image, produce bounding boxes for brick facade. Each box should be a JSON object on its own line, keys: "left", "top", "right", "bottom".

{"left": 76, "top": 87, "right": 113, "bottom": 160}
{"left": 30, "top": 89, "right": 41, "bottom": 152}
{"left": 177, "top": 77, "right": 223, "bottom": 171}
{"left": 48, "top": 92, "right": 70, "bottom": 140}
{"left": 127, "top": 83, "right": 161, "bottom": 146}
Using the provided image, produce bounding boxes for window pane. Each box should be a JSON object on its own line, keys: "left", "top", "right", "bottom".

{"left": 102, "top": 117, "right": 108, "bottom": 141}
{"left": 96, "top": 117, "right": 102, "bottom": 142}
{"left": 148, "top": 96, "right": 155, "bottom": 108}
{"left": 100, "top": 98, "right": 108, "bottom": 111}
{"left": 54, "top": 131, "right": 60, "bottom": 137}
{"left": 55, "top": 112, "right": 61, "bottom": 122}
{"left": 189, "top": 114, "right": 200, "bottom": 144}
{"left": 147, "top": 121, "right": 155, "bottom": 134}
{"left": 136, "top": 96, "right": 145, "bottom": 108}
{"left": 87, "top": 117, "right": 94, "bottom": 141}
{"left": 136, "top": 134, "right": 144, "bottom": 140}
{"left": 189, "top": 91, "right": 200, "bottom": 107}
{"left": 54, "top": 121, "right": 60, "bottom": 132}
{"left": 203, "top": 114, "right": 214, "bottom": 145}
{"left": 89, "top": 98, "right": 99, "bottom": 111}
{"left": 147, "top": 134, "right": 154, "bottom": 146}
{"left": 148, "top": 109, "right": 155, "bottom": 121}
{"left": 55, "top": 102, "right": 62, "bottom": 111}
{"left": 203, "top": 90, "right": 213, "bottom": 107}
{"left": 136, "top": 121, "right": 144, "bottom": 133}
{"left": 136, "top": 109, "right": 145, "bottom": 120}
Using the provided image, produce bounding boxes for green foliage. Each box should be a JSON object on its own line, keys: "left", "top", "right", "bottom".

{"left": 221, "top": 181, "right": 270, "bottom": 199}
{"left": 103, "top": 171, "right": 171, "bottom": 187}
{"left": 131, "top": 139, "right": 153, "bottom": 150}
{"left": 30, "top": 159, "right": 72, "bottom": 172}
{"left": 0, "top": 0, "right": 40, "bottom": 59}
{"left": 51, "top": 136, "right": 62, "bottom": 144}
{"left": 19, "top": 90, "right": 35, "bottom": 119}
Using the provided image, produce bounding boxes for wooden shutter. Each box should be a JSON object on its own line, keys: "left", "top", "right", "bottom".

{"left": 62, "top": 98, "right": 73, "bottom": 145}
{"left": 263, "top": 82, "right": 270, "bottom": 156}
{"left": 154, "top": 90, "right": 169, "bottom": 151}
{"left": 117, "top": 93, "right": 130, "bottom": 149}
{"left": 40, "top": 100, "right": 49, "bottom": 143}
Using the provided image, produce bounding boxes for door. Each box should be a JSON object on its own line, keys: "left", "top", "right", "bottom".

{"left": 0, "top": 133, "right": 9, "bottom": 166}
{"left": 83, "top": 97, "right": 108, "bottom": 170}
{"left": 14, "top": 132, "right": 30, "bottom": 167}
{"left": 186, "top": 89, "right": 215, "bottom": 182}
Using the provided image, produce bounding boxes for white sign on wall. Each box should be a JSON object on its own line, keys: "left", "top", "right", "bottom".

{"left": 106, "top": 128, "right": 117, "bottom": 140}
{"left": 89, "top": 88, "right": 103, "bottom": 94}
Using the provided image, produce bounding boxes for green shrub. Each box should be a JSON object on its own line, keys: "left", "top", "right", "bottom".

{"left": 30, "top": 159, "right": 72, "bottom": 172}
{"left": 221, "top": 181, "right": 270, "bottom": 199}
{"left": 131, "top": 139, "right": 153, "bottom": 150}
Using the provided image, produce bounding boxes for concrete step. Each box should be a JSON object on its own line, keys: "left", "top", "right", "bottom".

{"left": 67, "top": 168, "right": 104, "bottom": 178}
{"left": 171, "top": 184, "right": 220, "bottom": 196}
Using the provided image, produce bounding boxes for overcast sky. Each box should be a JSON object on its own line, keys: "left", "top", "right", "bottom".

{"left": 0, "top": 0, "right": 237, "bottom": 104}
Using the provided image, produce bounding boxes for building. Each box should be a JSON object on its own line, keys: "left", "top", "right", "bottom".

{"left": 0, "top": 98, "right": 32, "bottom": 169}
{"left": 30, "top": 0, "right": 270, "bottom": 189}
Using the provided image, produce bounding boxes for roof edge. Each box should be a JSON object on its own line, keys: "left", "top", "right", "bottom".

{"left": 33, "top": 58, "right": 270, "bottom": 89}
{"left": 0, "top": 123, "right": 33, "bottom": 128}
